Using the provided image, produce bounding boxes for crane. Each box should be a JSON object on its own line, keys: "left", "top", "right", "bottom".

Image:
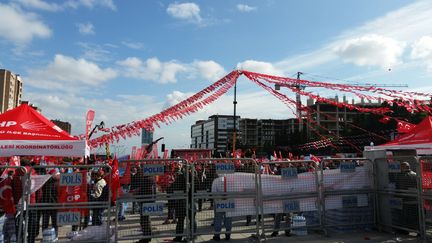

{"left": 275, "top": 72, "right": 409, "bottom": 132}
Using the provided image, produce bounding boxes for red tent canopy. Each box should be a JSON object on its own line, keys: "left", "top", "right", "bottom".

{"left": 383, "top": 116, "right": 432, "bottom": 147}
{"left": 365, "top": 116, "right": 432, "bottom": 155}
{"left": 0, "top": 104, "right": 87, "bottom": 157}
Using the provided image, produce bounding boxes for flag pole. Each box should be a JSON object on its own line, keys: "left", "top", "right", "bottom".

{"left": 232, "top": 76, "right": 238, "bottom": 157}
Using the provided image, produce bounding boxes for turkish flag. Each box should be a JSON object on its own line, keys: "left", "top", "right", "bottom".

{"left": 0, "top": 177, "right": 16, "bottom": 215}
{"left": 397, "top": 120, "right": 416, "bottom": 133}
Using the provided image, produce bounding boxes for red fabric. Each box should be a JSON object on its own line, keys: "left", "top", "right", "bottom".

{"left": 58, "top": 170, "right": 89, "bottom": 216}
{"left": 119, "top": 162, "right": 131, "bottom": 185}
{"left": 397, "top": 120, "right": 417, "bottom": 133}
{"left": 85, "top": 110, "right": 95, "bottom": 141}
{"left": 111, "top": 156, "right": 120, "bottom": 203}
{"left": 0, "top": 104, "right": 77, "bottom": 140}
{"left": 383, "top": 116, "right": 432, "bottom": 146}
{"left": 0, "top": 176, "right": 16, "bottom": 214}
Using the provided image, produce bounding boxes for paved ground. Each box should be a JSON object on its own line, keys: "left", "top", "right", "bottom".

{"left": 34, "top": 201, "right": 423, "bottom": 243}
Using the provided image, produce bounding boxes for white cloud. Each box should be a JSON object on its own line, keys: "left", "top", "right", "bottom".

{"left": 411, "top": 36, "right": 432, "bottom": 59}
{"left": 193, "top": 60, "right": 226, "bottom": 81}
{"left": 77, "top": 22, "right": 95, "bottom": 35}
{"left": 77, "top": 42, "right": 112, "bottom": 62}
{"left": 118, "top": 57, "right": 187, "bottom": 84}
{"left": 165, "top": 91, "right": 195, "bottom": 107}
{"left": 14, "top": 0, "right": 116, "bottom": 11}
{"left": 411, "top": 36, "right": 432, "bottom": 72}
{"left": 237, "top": 4, "right": 256, "bottom": 12}
{"left": 118, "top": 57, "right": 227, "bottom": 84}
{"left": 121, "top": 41, "right": 145, "bottom": 50}
{"left": 333, "top": 34, "right": 405, "bottom": 69}
{"left": 167, "top": 2, "right": 202, "bottom": 24}
{"left": 64, "top": 0, "right": 116, "bottom": 10}
{"left": 0, "top": 3, "right": 51, "bottom": 46}
{"left": 270, "top": 1, "right": 432, "bottom": 74}
{"left": 27, "top": 54, "right": 117, "bottom": 90}
{"left": 13, "top": 0, "right": 61, "bottom": 11}
{"left": 237, "top": 60, "right": 284, "bottom": 75}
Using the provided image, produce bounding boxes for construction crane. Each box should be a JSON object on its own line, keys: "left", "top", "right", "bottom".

{"left": 275, "top": 72, "right": 409, "bottom": 132}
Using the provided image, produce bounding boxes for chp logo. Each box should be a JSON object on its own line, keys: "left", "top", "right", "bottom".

{"left": 0, "top": 120, "right": 47, "bottom": 131}
{"left": 0, "top": 121, "right": 17, "bottom": 128}
{"left": 21, "top": 121, "right": 47, "bottom": 131}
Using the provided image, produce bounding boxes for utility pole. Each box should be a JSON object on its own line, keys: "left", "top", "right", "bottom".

{"left": 232, "top": 78, "right": 238, "bottom": 158}
{"left": 296, "top": 72, "right": 303, "bottom": 132}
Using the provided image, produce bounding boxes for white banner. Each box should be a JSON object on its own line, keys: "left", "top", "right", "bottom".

{"left": 0, "top": 140, "right": 86, "bottom": 157}
{"left": 211, "top": 166, "right": 373, "bottom": 217}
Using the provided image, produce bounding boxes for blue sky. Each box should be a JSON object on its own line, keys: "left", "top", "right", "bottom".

{"left": 1, "top": 0, "right": 432, "bottom": 155}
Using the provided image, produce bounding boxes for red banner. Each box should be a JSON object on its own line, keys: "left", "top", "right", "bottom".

{"left": 85, "top": 110, "right": 95, "bottom": 141}
{"left": 58, "top": 171, "right": 89, "bottom": 216}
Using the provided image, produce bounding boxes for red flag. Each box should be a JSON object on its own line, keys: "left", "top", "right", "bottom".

{"left": 163, "top": 149, "right": 169, "bottom": 159}
{"left": 85, "top": 110, "right": 95, "bottom": 141}
{"left": 111, "top": 156, "right": 121, "bottom": 203}
{"left": 310, "top": 154, "right": 321, "bottom": 163}
{"left": 0, "top": 176, "right": 16, "bottom": 214}
{"left": 379, "top": 116, "right": 391, "bottom": 124}
{"left": 119, "top": 161, "right": 131, "bottom": 185}
{"left": 397, "top": 120, "right": 416, "bottom": 133}
{"left": 288, "top": 152, "right": 293, "bottom": 160}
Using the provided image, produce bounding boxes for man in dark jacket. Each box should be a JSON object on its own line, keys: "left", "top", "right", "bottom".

{"left": 41, "top": 169, "right": 59, "bottom": 238}
{"left": 172, "top": 167, "right": 198, "bottom": 242}
{"left": 132, "top": 166, "right": 155, "bottom": 243}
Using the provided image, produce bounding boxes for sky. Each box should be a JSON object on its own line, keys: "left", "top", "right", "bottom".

{"left": 1, "top": 0, "right": 432, "bottom": 155}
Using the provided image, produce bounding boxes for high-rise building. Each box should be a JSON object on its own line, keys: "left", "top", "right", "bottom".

{"left": 142, "top": 129, "right": 154, "bottom": 145}
{"left": 239, "top": 118, "right": 306, "bottom": 149}
{"left": 0, "top": 69, "right": 23, "bottom": 113}
{"left": 51, "top": 119, "right": 72, "bottom": 134}
{"left": 191, "top": 115, "right": 240, "bottom": 154}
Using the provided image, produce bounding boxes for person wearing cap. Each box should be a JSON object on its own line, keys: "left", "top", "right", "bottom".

{"left": 41, "top": 169, "right": 59, "bottom": 239}
{"left": 394, "top": 161, "right": 418, "bottom": 233}
{"left": 90, "top": 170, "right": 106, "bottom": 226}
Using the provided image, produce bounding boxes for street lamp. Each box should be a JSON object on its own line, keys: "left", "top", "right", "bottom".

{"left": 88, "top": 121, "right": 105, "bottom": 139}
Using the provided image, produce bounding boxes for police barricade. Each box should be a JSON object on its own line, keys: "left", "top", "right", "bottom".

{"left": 25, "top": 164, "right": 112, "bottom": 243}
{"left": 190, "top": 158, "right": 260, "bottom": 240}
{"left": 419, "top": 156, "right": 432, "bottom": 241}
{"left": 115, "top": 159, "right": 189, "bottom": 242}
{"left": 0, "top": 165, "right": 28, "bottom": 243}
{"left": 374, "top": 156, "right": 422, "bottom": 236}
{"left": 258, "top": 160, "right": 321, "bottom": 239}
{"left": 320, "top": 158, "right": 375, "bottom": 235}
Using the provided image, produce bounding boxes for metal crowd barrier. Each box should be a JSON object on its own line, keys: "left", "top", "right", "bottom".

{"left": 419, "top": 156, "right": 432, "bottom": 241}
{"left": 374, "top": 156, "right": 422, "bottom": 236}
{"left": 258, "top": 160, "right": 321, "bottom": 239}
{"left": 0, "top": 165, "right": 28, "bottom": 243}
{"left": 115, "top": 159, "right": 189, "bottom": 242}
{"left": 320, "top": 158, "right": 375, "bottom": 236}
{"left": 5, "top": 156, "right": 432, "bottom": 242}
{"left": 190, "top": 158, "right": 260, "bottom": 241}
{"left": 25, "top": 164, "right": 113, "bottom": 243}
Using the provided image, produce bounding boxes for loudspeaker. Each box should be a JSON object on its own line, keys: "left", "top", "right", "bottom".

{"left": 161, "top": 143, "right": 165, "bottom": 152}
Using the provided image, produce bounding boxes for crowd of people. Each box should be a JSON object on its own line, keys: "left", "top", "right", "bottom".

{"left": 0, "top": 156, "right": 420, "bottom": 243}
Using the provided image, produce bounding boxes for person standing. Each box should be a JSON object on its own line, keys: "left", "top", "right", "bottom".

{"left": 133, "top": 166, "right": 155, "bottom": 243}
{"left": 212, "top": 176, "right": 232, "bottom": 241}
{"left": 41, "top": 169, "right": 59, "bottom": 239}
{"left": 90, "top": 170, "right": 107, "bottom": 226}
